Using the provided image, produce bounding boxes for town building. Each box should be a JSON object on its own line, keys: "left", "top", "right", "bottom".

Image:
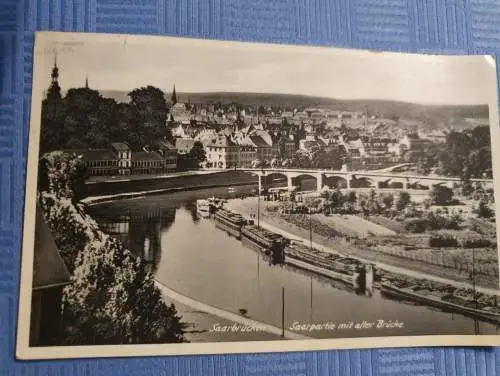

{"left": 157, "top": 140, "right": 178, "bottom": 172}
{"left": 65, "top": 141, "right": 177, "bottom": 177}
{"left": 112, "top": 142, "right": 132, "bottom": 175}
{"left": 202, "top": 134, "right": 239, "bottom": 169}
{"left": 248, "top": 134, "right": 279, "bottom": 162}
{"left": 170, "top": 102, "right": 191, "bottom": 124}
{"left": 237, "top": 138, "right": 258, "bottom": 168}
{"left": 175, "top": 138, "right": 197, "bottom": 155}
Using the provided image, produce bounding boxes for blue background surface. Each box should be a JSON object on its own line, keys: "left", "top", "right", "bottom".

{"left": 1, "top": 0, "right": 500, "bottom": 374}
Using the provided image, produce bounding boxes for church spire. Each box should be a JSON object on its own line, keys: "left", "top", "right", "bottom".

{"left": 47, "top": 53, "right": 61, "bottom": 100}
{"left": 51, "top": 53, "right": 59, "bottom": 83}
{"left": 171, "top": 84, "right": 177, "bottom": 105}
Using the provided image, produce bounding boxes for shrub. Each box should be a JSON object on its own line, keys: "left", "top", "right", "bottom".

{"left": 429, "top": 235, "right": 458, "bottom": 248}
{"left": 462, "top": 238, "right": 493, "bottom": 248}
{"left": 404, "top": 219, "right": 429, "bottom": 233}
{"left": 477, "top": 201, "right": 494, "bottom": 219}
{"left": 430, "top": 185, "right": 454, "bottom": 205}
{"left": 426, "top": 212, "right": 462, "bottom": 230}
{"left": 396, "top": 191, "right": 411, "bottom": 211}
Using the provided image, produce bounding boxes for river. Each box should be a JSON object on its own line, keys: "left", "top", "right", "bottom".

{"left": 88, "top": 185, "right": 500, "bottom": 340}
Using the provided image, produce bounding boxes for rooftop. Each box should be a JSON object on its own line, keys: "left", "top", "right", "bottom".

{"left": 249, "top": 135, "right": 271, "bottom": 147}
{"left": 111, "top": 142, "right": 130, "bottom": 151}
{"left": 62, "top": 149, "right": 117, "bottom": 161}
{"left": 131, "top": 151, "right": 165, "bottom": 161}
{"left": 157, "top": 140, "right": 176, "bottom": 150}
{"left": 175, "top": 138, "right": 196, "bottom": 150}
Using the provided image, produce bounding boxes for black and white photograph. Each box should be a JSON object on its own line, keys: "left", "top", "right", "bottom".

{"left": 16, "top": 32, "right": 500, "bottom": 359}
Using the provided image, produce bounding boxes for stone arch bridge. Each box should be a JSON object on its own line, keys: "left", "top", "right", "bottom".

{"left": 239, "top": 168, "right": 493, "bottom": 193}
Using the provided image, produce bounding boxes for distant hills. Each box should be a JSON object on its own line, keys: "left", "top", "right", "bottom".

{"left": 99, "top": 90, "right": 489, "bottom": 128}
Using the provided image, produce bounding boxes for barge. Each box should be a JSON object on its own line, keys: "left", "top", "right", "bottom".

{"left": 284, "top": 242, "right": 374, "bottom": 292}
{"left": 241, "top": 225, "right": 287, "bottom": 263}
{"left": 214, "top": 209, "right": 247, "bottom": 238}
{"left": 380, "top": 281, "right": 500, "bottom": 324}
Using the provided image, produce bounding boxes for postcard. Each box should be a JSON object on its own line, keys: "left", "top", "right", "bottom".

{"left": 16, "top": 31, "right": 500, "bottom": 359}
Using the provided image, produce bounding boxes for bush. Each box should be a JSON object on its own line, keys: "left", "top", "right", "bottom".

{"left": 430, "top": 185, "right": 454, "bottom": 205}
{"left": 462, "top": 239, "right": 493, "bottom": 248}
{"left": 63, "top": 236, "right": 186, "bottom": 345}
{"left": 396, "top": 191, "right": 411, "bottom": 211}
{"left": 426, "top": 212, "right": 462, "bottom": 230}
{"left": 477, "top": 201, "right": 494, "bottom": 219}
{"left": 404, "top": 219, "right": 429, "bottom": 233}
{"left": 429, "top": 235, "right": 458, "bottom": 248}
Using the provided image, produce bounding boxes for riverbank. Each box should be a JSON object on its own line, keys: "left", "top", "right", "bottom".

{"left": 225, "top": 197, "right": 500, "bottom": 295}
{"left": 156, "top": 282, "right": 288, "bottom": 342}
{"left": 86, "top": 169, "right": 228, "bottom": 184}
{"left": 82, "top": 181, "right": 254, "bottom": 205}
{"left": 83, "top": 170, "right": 257, "bottom": 198}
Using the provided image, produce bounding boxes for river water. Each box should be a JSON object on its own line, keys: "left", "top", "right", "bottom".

{"left": 89, "top": 185, "right": 499, "bottom": 339}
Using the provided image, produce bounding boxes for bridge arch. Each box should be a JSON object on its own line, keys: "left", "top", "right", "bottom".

{"left": 294, "top": 173, "right": 319, "bottom": 191}
{"left": 325, "top": 175, "right": 349, "bottom": 189}
{"left": 259, "top": 172, "right": 289, "bottom": 192}
{"left": 350, "top": 176, "right": 376, "bottom": 189}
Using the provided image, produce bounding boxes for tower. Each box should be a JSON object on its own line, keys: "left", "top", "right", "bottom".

{"left": 47, "top": 54, "right": 61, "bottom": 100}
{"left": 85, "top": 75, "right": 89, "bottom": 88}
{"left": 171, "top": 84, "right": 177, "bottom": 105}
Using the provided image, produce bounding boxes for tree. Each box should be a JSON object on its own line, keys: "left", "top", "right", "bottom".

{"left": 270, "top": 158, "right": 281, "bottom": 168}
{"left": 347, "top": 191, "right": 357, "bottom": 205}
{"left": 396, "top": 191, "right": 411, "bottom": 211}
{"left": 311, "top": 145, "right": 345, "bottom": 169}
{"left": 128, "top": 86, "right": 172, "bottom": 149}
{"left": 330, "top": 188, "right": 345, "bottom": 208}
{"left": 430, "top": 185, "right": 454, "bottom": 205}
{"left": 477, "top": 201, "right": 494, "bottom": 218}
{"left": 278, "top": 136, "right": 288, "bottom": 158}
{"left": 189, "top": 141, "right": 206, "bottom": 168}
{"left": 41, "top": 151, "right": 89, "bottom": 201}
{"left": 63, "top": 236, "right": 186, "bottom": 344}
{"left": 381, "top": 193, "right": 394, "bottom": 210}
{"left": 39, "top": 193, "right": 92, "bottom": 272}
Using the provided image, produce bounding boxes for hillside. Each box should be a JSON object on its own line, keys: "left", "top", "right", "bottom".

{"left": 98, "top": 90, "right": 489, "bottom": 127}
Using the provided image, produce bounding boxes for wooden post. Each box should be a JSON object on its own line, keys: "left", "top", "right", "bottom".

{"left": 309, "top": 209, "right": 313, "bottom": 251}
{"left": 281, "top": 287, "right": 285, "bottom": 338}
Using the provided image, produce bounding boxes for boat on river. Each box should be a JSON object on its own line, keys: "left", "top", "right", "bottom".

{"left": 207, "top": 196, "right": 225, "bottom": 211}
{"left": 380, "top": 281, "right": 500, "bottom": 324}
{"left": 214, "top": 209, "right": 247, "bottom": 238}
{"left": 196, "top": 199, "right": 211, "bottom": 217}
{"left": 241, "top": 225, "right": 287, "bottom": 262}
{"left": 284, "top": 243, "right": 367, "bottom": 285}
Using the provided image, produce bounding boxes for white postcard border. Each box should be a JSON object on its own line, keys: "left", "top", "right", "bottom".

{"left": 16, "top": 31, "right": 500, "bottom": 360}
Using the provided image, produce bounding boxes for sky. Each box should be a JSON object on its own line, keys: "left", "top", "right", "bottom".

{"left": 33, "top": 32, "right": 498, "bottom": 106}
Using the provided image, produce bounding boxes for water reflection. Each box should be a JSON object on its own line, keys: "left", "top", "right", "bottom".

{"left": 89, "top": 187, "right": 500, "bottom": 338}
{"left": 92, "top": 206, "right": 176, "bottom": 274}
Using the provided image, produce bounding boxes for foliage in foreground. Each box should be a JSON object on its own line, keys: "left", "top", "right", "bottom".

{"left": 38, "top": 152, "right": 186, "bottom": 345}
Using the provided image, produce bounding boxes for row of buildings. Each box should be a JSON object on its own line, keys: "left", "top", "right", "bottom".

{"left": 172, "top": 122, "right": 296, "bottom": 169}
{"left": 170, "top": 118, "right": 444, "bottom": 171}
{"left": 64, "top": 141, "right": 178, "bottom": 176}
{"left": 61, "top": 118, "right": 445, "bottom": 177}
